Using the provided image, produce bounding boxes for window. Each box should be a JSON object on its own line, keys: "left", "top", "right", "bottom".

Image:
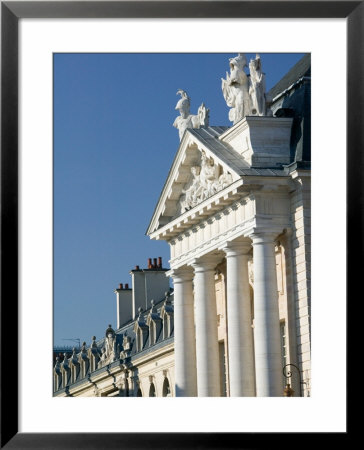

{"left": 134, "top": 318, "right": 149, "bottom": 353}
{"left": 162, "top": 377, "right": 171, "bottom": 397}
{"left": 149, "top": 322, "right": 156, "bottom": 346}
{"left": 149, "top": 383, "right": 156, "bottom": 397}
{"left": 137, "top": 329, "right": 144, "bottom": 352}
{"left": 163, "top": 315, "right": 169, "bottom": 339}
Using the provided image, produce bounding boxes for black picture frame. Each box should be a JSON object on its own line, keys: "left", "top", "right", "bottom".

{"left": 1, "top": 1, "right": 358, "bottom": 448}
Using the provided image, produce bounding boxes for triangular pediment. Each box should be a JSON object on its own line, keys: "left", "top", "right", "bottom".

{"left": 147, "top": 126, "right": 248, "bottom": 236}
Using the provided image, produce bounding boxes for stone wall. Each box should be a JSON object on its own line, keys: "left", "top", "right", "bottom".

{"left": 290, "top": 170, "right": 311, "bottom": 396}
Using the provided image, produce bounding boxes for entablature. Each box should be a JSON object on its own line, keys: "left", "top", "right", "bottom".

{"left": 150, "top": 175, "right": 291, "bottom": 242}
{"left": 169, "top": 190, "right": 291, "bottom": 270}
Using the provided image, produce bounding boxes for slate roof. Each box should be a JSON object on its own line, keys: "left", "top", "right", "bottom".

{"left": 268, "top": 53, "right": 311, "bottom": 100}
{"left": 86, "top": 292, "right": 174, "bottom": 358}
{"left": 266, "top": 54, "right": 311, "bottom": 165}
{"left": 117, "top": 293, "right": 174, "bottom": 358}
{"left": 54, "top": 292, "right": 174, "bottom": 394}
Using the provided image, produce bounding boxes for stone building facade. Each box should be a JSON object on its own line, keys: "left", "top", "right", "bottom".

{"left": 54, "top": 257, "right": 176, "bottom": 397}
{"left": 54, "top": 53, "right": 311, "bottom": 397}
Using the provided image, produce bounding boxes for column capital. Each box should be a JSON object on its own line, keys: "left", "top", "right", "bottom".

{"left": 221, "top": 239, "right": 252, "bottom": 257}
{"left": 191, "top": 254, "right": 223, "bottom": 273}
{"left": 167, "top": 266, "right": 194, "bottom": 283}
{"left": 249, "top": 231, "right": 280, "bottom": 245}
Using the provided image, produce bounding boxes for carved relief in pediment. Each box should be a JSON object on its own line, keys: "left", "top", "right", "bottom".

{"left": 178, "top": 150, "right": 233, "bottom": 213}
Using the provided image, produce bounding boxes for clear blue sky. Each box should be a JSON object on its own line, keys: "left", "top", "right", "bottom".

{"left": 53, "top": 52, "right": 305, "bottom": 348}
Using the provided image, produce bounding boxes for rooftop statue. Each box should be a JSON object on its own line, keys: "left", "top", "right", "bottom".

{"left": 222, "top": 53, "right": 270, "bottom": 124}
{"left": 173, "top": 90, "right": 209, "bottom": 140}
{"left": 249, "top": 54, "right": 267, "bottom": 116}
{"left": 221, "top": 53, "right": 252, "bottom": 124}
{"left": 98, "top": 325, "right": 116, "bottom": 368}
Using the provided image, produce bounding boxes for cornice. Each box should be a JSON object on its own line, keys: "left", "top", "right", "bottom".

{"left": 169, "top": 216, "right": 256, "bottom": 269}
{"left": 150, "top": 172, "right": 292, "bottom": 241}
{"left": 131, "top": 341, "right": 174, "bottom": 366}
{"left": 169, "top": 203, "right": 291, "bottom": 269}
{"left": 149, "top": 179, "right": 245, "bottom": 240}
{"left": 219, "top": 115, "right": 293, "bottom": 143}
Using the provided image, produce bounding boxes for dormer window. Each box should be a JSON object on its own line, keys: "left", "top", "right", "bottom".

{"left": 61, "top": 353, "right": 71, "bottom": 388}
{"left": 78, "top": 342, "right": 89, "bottom": 378}
{"left": 88, "top": 336, "right": 100, "bottom": 372}
{"left": 160, "top": 294, "right": 174, "bottom": 339}
{"left": 133, "top": 308, "right": 148, "bottom": 352}
{"left": 163, "top": 314, "right": 170, "bottom": 339}
{"left": 137, "top": 328, "right": 144, "bottom": 352}
{"left": 53, "top": 357, "right": 62, "bottom": 392}
{"left": 150, "top": 322, "right": 156, "bottom": 346}
{"left": 146, "top": 300, "right": 162, "bottom": 347}
{"left": 70, "top": 348, "right": 80, "bottom": 383}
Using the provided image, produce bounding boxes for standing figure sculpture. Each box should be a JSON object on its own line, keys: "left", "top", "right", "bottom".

{"left": 173, "top": 90, "right": 209, "bottom": 140}
{"left": 249, "top": 54, "right": 266, "bottom": 116}
{"left": 98, "top": 325, "right": 116, "bottom": 368}
{"left": 173, "top": 90, "right": 194, "bottom": 140}
{"left": 105, "top": 331, "right": 116, "bottom": 362}
{"left": 194, "top": 103, "right": 210, "bottom": 128}
{"left": 221, "top": 53, "right": 252, "bottom": 124}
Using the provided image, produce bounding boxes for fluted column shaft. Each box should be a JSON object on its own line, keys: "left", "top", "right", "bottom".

{"left": 171, "top": 268, "right": 197, "bottom": 397}
{"left": 192, "top": 257, "right": 221, "bottom": 397}
{"left": 251, "top": 232, "right": 283, "bottom": 396}
{"left": 224, "top": 241, "right": 255, "bottom": 396}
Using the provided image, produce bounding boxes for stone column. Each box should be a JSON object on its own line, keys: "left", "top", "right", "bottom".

{"left": 171, "top": 267, "right": 197, "bottom": 397}
{"left": 251, "top": 232, "right": 283, "bottom": 396}
{"left": 223, "top": 240, "right": 255, "bottom": 396}
{"left": 191, "top": 256, "right": 221, "bottom": 397}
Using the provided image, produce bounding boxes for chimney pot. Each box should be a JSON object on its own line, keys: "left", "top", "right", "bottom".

{"left": 125, "top": 283, "right": 129, "bottom": 289}
{"left": 158, "top": 257, "right": 162, "bottom": 268}
{"left": 135, "top": 265, "right": 140, "bottom": 270}
{"left": 153, "top": 258, "right": 157, "bottom": 268}
{"left": 148, "top": 258, "right": 152, "bottom": 269}
{"left": 119, "top": 283, "right": 123, "bottom": 290}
